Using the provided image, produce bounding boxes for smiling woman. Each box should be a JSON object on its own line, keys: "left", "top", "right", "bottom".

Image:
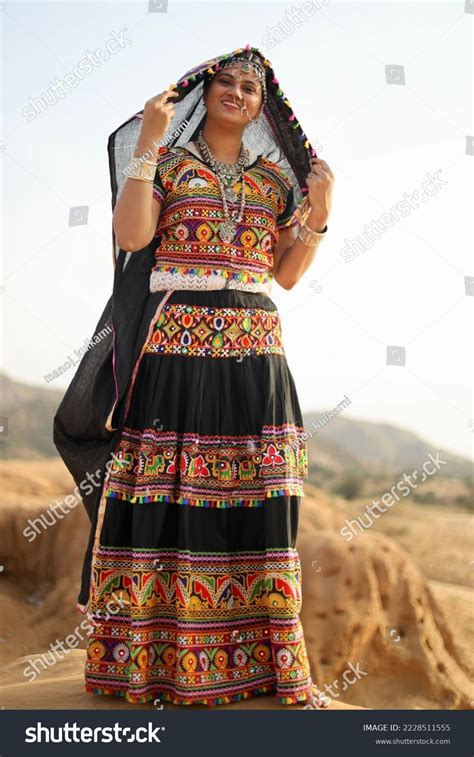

{"left": 54, "top": 43, "right": 333, "bottom": 711}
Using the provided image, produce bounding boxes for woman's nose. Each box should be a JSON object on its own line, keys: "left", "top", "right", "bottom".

{"left": 227, "top": 83, "right": 245, "bottom": 101}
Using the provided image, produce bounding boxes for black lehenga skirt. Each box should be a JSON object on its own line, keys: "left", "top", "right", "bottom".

{"left": 84, "top": 288, "right": 321, "bottom": 707}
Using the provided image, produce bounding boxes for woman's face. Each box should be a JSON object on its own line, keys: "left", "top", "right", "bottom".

{"left": 205, "top": 65, "right": 264, "bottom": 124}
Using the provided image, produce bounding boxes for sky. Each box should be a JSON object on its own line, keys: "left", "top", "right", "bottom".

{"left": 1, "top": 1, "right": 473, "bottom": 460}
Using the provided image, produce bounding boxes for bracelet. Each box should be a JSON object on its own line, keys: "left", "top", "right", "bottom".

{"left": 297, "top": 218, "right": 328, "bottom": 247}
{"left": 127, "top": 157, "right": 158, "bottom": 183}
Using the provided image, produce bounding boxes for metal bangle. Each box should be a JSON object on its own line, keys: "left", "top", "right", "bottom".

{"left": 127, "top": 157, "right": 158, "bottom": 182}
{"left": 297, "top": 219, "right": 327, "bottom": 246}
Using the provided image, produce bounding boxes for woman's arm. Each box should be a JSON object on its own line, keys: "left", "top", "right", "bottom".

{"left": 113, "top": 90, "right": 180, "bottom": 252}
{"left": 272, "top": 210, "right": 327, "bottom": 290}
{"left": 113, "top": 161, "right": 162, "bottom": 253}
{"left": 272, "top": 157, "right": 334, "bottom": 289}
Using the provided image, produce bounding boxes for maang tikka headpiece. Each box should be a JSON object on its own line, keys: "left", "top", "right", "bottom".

{"left": 214, "top": 52, "right": 267, "bottom": 104}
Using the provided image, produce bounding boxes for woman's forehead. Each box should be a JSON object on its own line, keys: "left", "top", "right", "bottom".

{"left": 216, "top": 66, "right": 261, "bottom": 83}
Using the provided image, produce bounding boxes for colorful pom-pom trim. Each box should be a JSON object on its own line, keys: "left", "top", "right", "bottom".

{"left": 104, "top": 486, "right": 304, "bottom": 508}
{"left": 86, "top": 683, "right": 326, "bottom": 708}
{"left": 166, "top": 44, "right": 317, "bottom": 180}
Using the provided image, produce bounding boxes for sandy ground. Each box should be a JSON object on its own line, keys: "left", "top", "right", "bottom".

{"left": 0, "top": 460, "right": 472, "bottom": 711}
{"left": 0, "top": 650, "right": 364, "bottom": 711}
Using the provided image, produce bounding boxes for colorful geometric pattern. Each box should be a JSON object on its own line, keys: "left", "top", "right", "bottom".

{"left": 150, "top": 146, "right": 299, "bottom": 291}
{"left": 85, "top": 547, "right": 315, "bottom": 706}
{"left": 144, "top": 302, "right": 285, "bottom": 358}
{"left": 85, "top": 217, "right": 317, "bottom": 706}
{"left": 104, "top": 424, "right": 308, "bottom": 508}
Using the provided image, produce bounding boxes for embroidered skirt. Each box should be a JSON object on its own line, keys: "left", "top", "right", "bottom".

{"left": 84, "top": 288, "right": 320, "bottom": 707}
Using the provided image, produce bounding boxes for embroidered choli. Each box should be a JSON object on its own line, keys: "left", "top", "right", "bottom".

{"left": 150, "top": 142, "right": 299, "bottom": 295}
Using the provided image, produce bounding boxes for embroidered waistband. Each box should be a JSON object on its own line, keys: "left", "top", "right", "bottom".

{"left": 149, "top": 268, "right": 273, "bottom": 296}
{"left": 144, "top": 302, "right": 285, "bottom": 358}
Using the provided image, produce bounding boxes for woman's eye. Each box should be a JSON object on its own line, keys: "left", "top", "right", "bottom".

{"left": 219, "top": 79, "right": 256, "bottom": 94}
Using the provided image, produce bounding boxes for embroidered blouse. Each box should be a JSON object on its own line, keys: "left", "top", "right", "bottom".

{"left": 149, "top": 142, "right": 300, "bottom": 295}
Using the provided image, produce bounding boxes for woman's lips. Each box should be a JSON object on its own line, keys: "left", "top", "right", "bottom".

{"left": 221, "top": 100, "right": 241, "bottom": 111}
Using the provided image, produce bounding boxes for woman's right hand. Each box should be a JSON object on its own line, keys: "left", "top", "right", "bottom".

{"left": 119, "top": 89, "right": 181, "bottom": 252}
{"left": 139, "top": 89, "right": 181, "bottom": 146}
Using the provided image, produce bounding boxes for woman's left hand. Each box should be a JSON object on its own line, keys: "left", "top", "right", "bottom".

{"left": 305, "top": 157, "right": 334, "bottom": 232}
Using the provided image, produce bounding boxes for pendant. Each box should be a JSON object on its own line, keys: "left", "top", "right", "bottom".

{"left": 218, "top": 218, "right": 236, "bottom": 243}
{"left": 224, "top": 186, "right": 238, "bottom": 204}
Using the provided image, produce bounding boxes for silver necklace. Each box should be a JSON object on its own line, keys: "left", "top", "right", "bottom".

{"left": 197, "top": 131, "right": 250, "bottom": 244}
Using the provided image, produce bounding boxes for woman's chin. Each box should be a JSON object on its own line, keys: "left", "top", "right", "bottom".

{"left": 215, "top": 114, "right": 246, "bottom": 129}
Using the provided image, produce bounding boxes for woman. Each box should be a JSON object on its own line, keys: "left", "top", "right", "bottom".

{"left": 54, "top": 44, "right": 334, "bottom": 708}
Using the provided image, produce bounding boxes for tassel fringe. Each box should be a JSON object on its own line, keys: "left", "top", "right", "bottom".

{"left": 169, "top": 45, "right": 316, "bottom": 160}
{"left": 104, "top": 486, "right": 304, "bottom": 508}
{"left": 86, "top": 683, "right": 327, "bottom": 708}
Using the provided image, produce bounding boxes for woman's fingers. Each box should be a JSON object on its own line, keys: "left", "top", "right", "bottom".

{"left": 141, "top": 90, "right": 181, "bottom": 139}
{"left": 306, "top": 158, "right": 335, "bottom": 185}
{"left": 162, "top": 90, "right": 181, "bottom": 104}
{"left": 307, "top": 164, "right": 326, "bottom": 181}
{"left": 146, "top": 90, "right": 180, "bottom": 109}
{"left": 311, "top": 157, "right": 333, "bottom": 176}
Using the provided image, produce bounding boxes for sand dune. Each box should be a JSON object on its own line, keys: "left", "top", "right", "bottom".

{"left": 0, "top": 460, "right": 472, "bottom": 710}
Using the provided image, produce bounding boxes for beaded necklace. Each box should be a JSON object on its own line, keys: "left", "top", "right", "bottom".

{"left": 197, "top": 130, "right": 250, "bottom": 244}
